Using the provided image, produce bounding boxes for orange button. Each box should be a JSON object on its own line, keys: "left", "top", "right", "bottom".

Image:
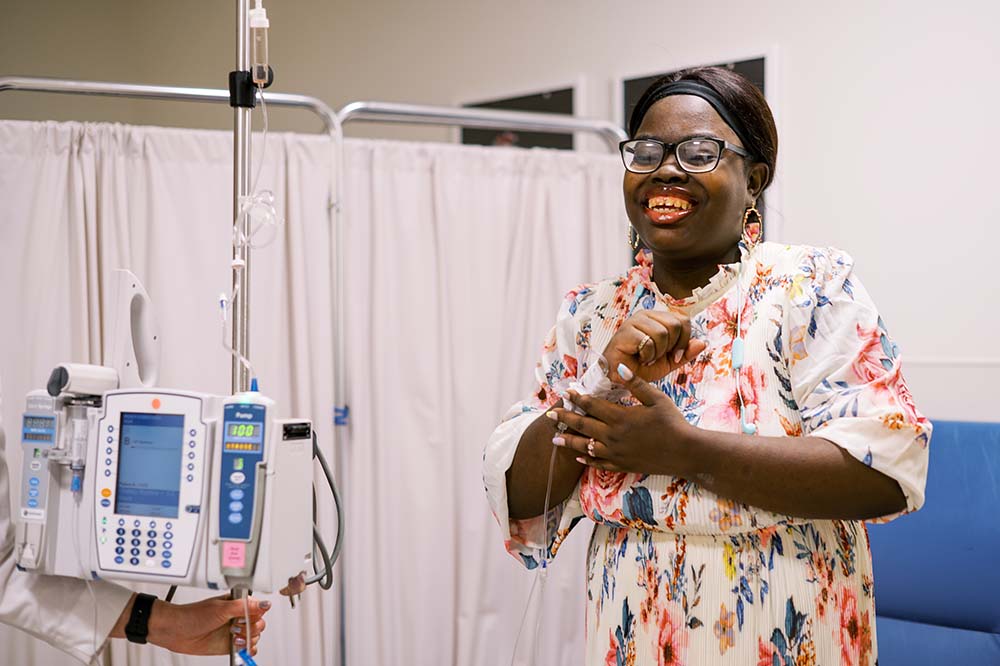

{"left": 101, "top": 488, "right": 112, "bottom": 498}
{"left": 151, "top": 398, "right": 161, "bottom": 410}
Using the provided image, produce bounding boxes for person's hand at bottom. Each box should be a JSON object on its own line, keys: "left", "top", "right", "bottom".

{"left": 113, "top": 594, "right": 271, "bottom": 656}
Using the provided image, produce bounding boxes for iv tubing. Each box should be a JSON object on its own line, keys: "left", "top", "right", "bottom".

{"left": 508, "top": 439, "right": 559, "bottom": 666}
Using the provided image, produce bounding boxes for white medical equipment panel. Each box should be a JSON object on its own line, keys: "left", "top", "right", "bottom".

{"left": 215, "top": 393, "right": 272, "bottom": 581}
{"left": 19, "top": 401, "right": 58, "bottom": 519}
{"left": 93, "top": 390, "right": 214, "bottom": 584}
{"left": 15, "top": 393, "right": 60, "bottom": 569}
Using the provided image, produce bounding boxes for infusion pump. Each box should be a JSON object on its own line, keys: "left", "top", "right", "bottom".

{"left": 15, "top": 387, "right": 314, "bottom": 593}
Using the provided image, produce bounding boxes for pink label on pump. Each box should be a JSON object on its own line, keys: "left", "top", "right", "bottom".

{"left": 222, "top": 542, "right": 246, "bottom": 568}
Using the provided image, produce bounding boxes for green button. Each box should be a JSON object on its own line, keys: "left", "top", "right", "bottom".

{"left": 233, "top": 457, "right": 244, "bottom": 471}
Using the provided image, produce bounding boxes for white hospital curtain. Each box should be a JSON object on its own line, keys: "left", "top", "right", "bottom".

{"left": 0, "top": 119, "right": 629, "bottom": 666}
{"left": 340, "top": 140, "right": 628, "bottom": 666}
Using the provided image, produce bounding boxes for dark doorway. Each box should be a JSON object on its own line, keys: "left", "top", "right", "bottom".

{"left": 462, "top": 88, "right": 575, "bottom": 150}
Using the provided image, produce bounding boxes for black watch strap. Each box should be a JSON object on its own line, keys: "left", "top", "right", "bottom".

{"left": 125, "top": 593, "right": 158, "bottom": 644}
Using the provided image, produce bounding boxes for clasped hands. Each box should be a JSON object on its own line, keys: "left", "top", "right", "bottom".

{"left": 548, "top": 310, "right": 707, "bottom": 475}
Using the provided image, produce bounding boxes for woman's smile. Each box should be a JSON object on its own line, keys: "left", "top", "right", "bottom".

{"left": 642, "top": 186, "right": 699, "bottom": 226}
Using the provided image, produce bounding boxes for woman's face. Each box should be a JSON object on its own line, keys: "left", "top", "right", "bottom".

{"left": 623, "top": 95, "right": 766, "bottom": 263}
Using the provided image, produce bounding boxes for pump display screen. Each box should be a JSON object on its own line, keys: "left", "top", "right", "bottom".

{"left": 114, "top": 412, "right": 185, "bottom": 518}
{"left": 224, "top": 420, "right": 263, "bottom": 452}
{"left": 228, "top": 423, "right": 259, "bottom": 438}
{"left": 22, "top": 415, "right": 55, "bottom": 443}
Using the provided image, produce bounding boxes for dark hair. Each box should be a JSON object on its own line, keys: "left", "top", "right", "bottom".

{"left": 629, "top": 67, "right": 778, "bottom": 189}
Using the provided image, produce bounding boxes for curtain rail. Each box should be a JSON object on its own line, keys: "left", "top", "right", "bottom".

{"left": 337, "top": 101, "right": 627, "bottom": 150}
{"left": 0, "top": 76, "right": 340, "bottom": 133}
{"left": 0, "top": 76, "right": 627, "bottom": 150}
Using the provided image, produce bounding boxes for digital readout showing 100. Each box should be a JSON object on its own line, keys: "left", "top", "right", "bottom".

{"left": 228, "top": 423, "right": 259, "bottom": 438}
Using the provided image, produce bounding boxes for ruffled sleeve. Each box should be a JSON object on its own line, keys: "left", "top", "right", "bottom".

{"left": 483, "top": 286, "right": 595, "bottom": 569}
{"left": 783, "top": 247, "right": 931, "bottom": 521}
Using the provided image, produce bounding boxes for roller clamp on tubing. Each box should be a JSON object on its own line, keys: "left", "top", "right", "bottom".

{"left": 237, "top": 648, "right": 258, "bottom": 666}
{"left": 228, "top": 67, "right": 274, "bottom": 109}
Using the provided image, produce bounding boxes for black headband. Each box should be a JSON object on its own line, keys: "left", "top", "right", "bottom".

{"left": 628, "top": 80, "right": 755, "bottom": 157}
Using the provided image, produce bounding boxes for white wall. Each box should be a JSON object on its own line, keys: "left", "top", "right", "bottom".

{"left": 2, "top": 2, "right": 996, "bottom": 407}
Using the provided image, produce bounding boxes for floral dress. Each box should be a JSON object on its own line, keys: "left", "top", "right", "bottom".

{"left": 483, "top": 242, "right": 930, "bottom": 666}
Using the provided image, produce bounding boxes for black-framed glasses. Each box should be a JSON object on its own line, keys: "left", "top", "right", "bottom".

{"left": 619, "top": 137, "right": 750, "bottom": 174}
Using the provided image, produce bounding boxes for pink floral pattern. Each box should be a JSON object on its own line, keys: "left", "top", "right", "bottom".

{"left": 658, "top": 602, "right": 689, "bottom": 666}
{"left": 581, "top": 469, "right": 636, "bottom": 523}
{"left": 836, "top": 584, "right": 873, "bottom": 666}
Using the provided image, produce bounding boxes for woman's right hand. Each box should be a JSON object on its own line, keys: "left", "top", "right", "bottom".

{"left": 604, "top": 310, "right": 707, "bottom": 384}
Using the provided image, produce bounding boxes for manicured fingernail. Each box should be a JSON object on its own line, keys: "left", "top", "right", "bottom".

{"left": 576, "top": 457, "right": 587, "bottom": 464}
{"left": 259, "top": 600, "right": 271, "bottom": 610}
{"left": 674, "top": 349, "right": 684, "bottom": 363}
{"left": 231, "top": 626, "right": 243, "bottom": 635}
{"left": 546, "top": 411, "right": 558, "bottom": 421}
{"left": 552, "top": 437, "right": 565, "bottom": 446}
{"left": 617, "top": 364, "right": 634, "bottom": 381}
{"left": 234, "top": 638, "right": 247, "bottom": 647}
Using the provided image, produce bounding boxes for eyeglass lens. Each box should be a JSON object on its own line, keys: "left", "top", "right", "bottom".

{"left": 622, "top": 139, "right": 722, "bottom": 174}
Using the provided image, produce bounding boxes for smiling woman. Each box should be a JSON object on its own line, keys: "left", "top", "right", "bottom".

{"left": 484, "top": 67, "right": 930, "bottom": 665}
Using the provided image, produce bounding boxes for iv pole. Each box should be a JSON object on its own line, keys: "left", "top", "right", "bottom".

{"left": 233, "top": 0, "right": 252, "bottom": 396}
{"left": 231, "top": 2, "right": 251, "bottom": 663}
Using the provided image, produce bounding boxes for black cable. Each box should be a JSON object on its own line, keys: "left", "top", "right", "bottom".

{"left": 302, "top": 431, "right": 343, "bottom": 588}
{"left": 311, "top": 485, "right": 321, "bottom": 578}
{"left": 313, "top": 431, "right": 343, "bottom": 568}
{"left": 165, "top": 586, "right": 177, "bottom": 603}
{"left": 312, "top": 524, "right": 334, "bottom": 590}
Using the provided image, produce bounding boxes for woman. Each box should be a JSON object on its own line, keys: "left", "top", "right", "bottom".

{"left": 484, "top": 67, "right": 929, "bottom": 665}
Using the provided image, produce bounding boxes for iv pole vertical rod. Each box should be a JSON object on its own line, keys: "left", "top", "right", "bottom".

{"left": 231, "top": 0, "right": 250, "bottom": 663}
{"left": 233, "top": 0, "right": 252, "bottom": 394}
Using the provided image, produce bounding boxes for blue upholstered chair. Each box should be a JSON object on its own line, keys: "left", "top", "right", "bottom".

{"left": 867, "top": 420, "right": 1000, "bottom": 664}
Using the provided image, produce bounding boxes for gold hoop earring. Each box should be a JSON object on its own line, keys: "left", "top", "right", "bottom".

{"left": 628, "top": 225, "right": 640, "bottom": 250}
{"left": 741, "top": 204, "right": 763, "bottom": 248}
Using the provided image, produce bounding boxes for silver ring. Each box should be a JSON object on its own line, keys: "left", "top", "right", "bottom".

{"left": 556, "top": 421, "right": 569, "bottom": 434}
{"left": 587, "top": 438, "right": 596, "bottom": 457}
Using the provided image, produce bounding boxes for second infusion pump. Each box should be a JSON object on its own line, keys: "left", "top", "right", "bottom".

{"left": 17, "top": 387, "right": 314, "bottom": 592}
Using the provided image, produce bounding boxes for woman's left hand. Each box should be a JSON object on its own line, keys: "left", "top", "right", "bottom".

{"left": 548, "top": 365, "right": 695, "bottom": 475}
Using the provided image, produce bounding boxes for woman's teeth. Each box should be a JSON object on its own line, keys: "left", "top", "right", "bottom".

{"left": 646, "top": 195, "right": 692, "bottom": 211}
